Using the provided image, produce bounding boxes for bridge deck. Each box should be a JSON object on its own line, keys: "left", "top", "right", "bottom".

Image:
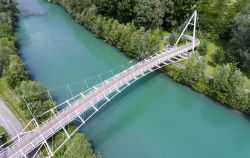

{"left": 0, "top": 39, "right": 199, "bottom": 158}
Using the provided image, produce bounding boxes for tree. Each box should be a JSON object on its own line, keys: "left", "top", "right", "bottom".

{"left": 177, "top": 52, "right": 207, "bottom": 92}
{"left": 19, "top": 81, "right": 55, "bottom": 120}
{"left": 116, "top": 0, "right": 135, "bottom": 23}
{"left": 117, "top": 23, "right": 134, "bottom": 52}
{"left": 6, "top": 55, "right": 30, "bottom": 88}
{"left": 197, "top": 40, "right": 208, "bottom": 56}
{"left": 94, "top": 0, "right": 117, "bottom": 16}
{"left": 147, "top": 28, "right": 163, "bottom": 54}
{"left": 209, "top": 64, "right": 248, "bottom": 109}
{"left": 168, "top": 32, "right": 178, "bottom": 46}
{"left": 0, "top": 50, "right": 9, "bottom": 76}
{"left": 227, "top": 3, "right": 250, "bottom": 74}
{"left": 127, "top": 27, "right": 144, "bottom": 58}
{"left": 92, "top": 15, "right": 103, "bottom": 37}
{"left": 134, "top": 0, "right": 164, "bottom": 29}
{"left": 213, "top": 49, "right": 225, "bottom": 65}
{"left": 163, "top": 0, "right": 198, "bottom": 29}
{"left": 108, "top": 19, "right": 122, "bottom": 45}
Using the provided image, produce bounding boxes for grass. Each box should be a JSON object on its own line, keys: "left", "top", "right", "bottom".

{"left": 204, "top": 40, "right": 220, "bottom": 75}
{"left": 0, "top": 77, "right": 28, "bottom": 126}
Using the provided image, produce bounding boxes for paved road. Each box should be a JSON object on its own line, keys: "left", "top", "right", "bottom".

{"left": 0, "top": 99, "right": 23, "bottom": 138}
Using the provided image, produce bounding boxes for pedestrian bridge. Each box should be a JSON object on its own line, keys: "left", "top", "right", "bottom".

{"left": 0, "top": 11, "right": 199, "bottom": 158}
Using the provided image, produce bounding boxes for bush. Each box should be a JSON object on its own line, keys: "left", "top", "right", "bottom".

{"left": 197, "top": 40, "right": 208, "bottom": 56}
{"left": 213, "top": 49, "right": 225, "bottom": 65}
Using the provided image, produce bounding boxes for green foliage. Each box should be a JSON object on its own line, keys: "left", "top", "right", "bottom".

{"left": 54, "top": 133, "right": 100, "bottom": 158}
{"left": 50, "top": 125, "right": 100, "bottom": 158}
{"left": 213, "top": 49, "right": 226, "bottom": 65}
{"left": 208, "top": 64, "right": 249, "bottom": 111}
{"left": 0, "top": 126, "right": 11, "bottom": 145}
{"left": 227, "top": 3, "right": 250, "bottom": 74}
{"left": 5, "top": 56, "right": 30, "bottom": 88}
{"left": 163, "top": 0, "right": 198, "bottom": 29}
{"left": 116, "top": 0, "right": 135, "bottom": 23}
{"left": 168, "top": 32, "right": 178, "bottom": 46}
{"left": 134, "top": 0, "right": 164, "bottom": 29}
{"left": 197, "top": 0, "right": 249, "bottom": 41}
{"left": 197, "top": 40, "right": 208, "bottom": 56}
{"left": 176, "top": 52, "right": 207, "bottom": 92}
{"left": 18, "top": 81, "right": 55, "bottom": 121}
{"left": 95, "top": 0, "right": 117, "bottom": 16}
{"left": 0, "top": 49, "right": 9, "bottom": 77}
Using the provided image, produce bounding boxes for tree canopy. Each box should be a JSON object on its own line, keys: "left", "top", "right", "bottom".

{"left": 227, "top": 3, "right": 250, "bottom": 74}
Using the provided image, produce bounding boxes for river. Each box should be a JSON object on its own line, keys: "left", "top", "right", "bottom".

{"left": 16, "top": 0, "right": 250, "bottom": 157}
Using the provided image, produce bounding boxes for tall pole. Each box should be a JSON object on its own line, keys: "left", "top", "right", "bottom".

{"left": 193, "top": 11, "right": 197, "bottom": 51}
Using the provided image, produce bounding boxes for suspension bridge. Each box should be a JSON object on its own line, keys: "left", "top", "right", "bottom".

{"left": 0, "top": 11, "right": 199, "bottom": 158}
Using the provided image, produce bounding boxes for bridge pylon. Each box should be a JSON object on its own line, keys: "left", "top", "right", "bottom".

{"left": 175, "top": 10, "right": 198, "bottom": 51}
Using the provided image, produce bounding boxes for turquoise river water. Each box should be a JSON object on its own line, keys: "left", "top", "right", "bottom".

{"left": 16, "top": 0, "right": 250, "bottom": 157}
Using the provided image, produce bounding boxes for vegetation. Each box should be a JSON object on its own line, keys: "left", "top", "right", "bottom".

{"left": 50, "top": 0, "right": 250, "bottom": 114}
{"left": 0, "top": 126, "right": 11, "bottom": 145}
{"left": 227, "top": 3, "right": 250, "bottom": 74}
{"left": 0, "top": 1, "right": 100, "bottom": 157}
{"left": 52, "top": 126, "right": 100, "bottom": 158}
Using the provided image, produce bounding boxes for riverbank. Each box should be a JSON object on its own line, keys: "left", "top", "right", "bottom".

{"left": 49, "top": 0, "right": 249, "bottom": 114}
{"left": 0, "top": 0, "right": 100, "bottom": 157}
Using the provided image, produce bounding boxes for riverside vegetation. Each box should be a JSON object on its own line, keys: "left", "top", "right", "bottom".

{"left": 0, "top": 0, "right": 99, "bottom": 157}
{"left": 50, "top": 0, "right": 250, "bottom": 113}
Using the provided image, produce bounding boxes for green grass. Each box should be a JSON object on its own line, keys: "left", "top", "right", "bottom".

{"left": 163, "top": 31, "right": 171, "bottom": 36}
{"left": 0, "top": 78, "right": 28, "bottom": 126}
{"left": 204, "top": 40, "right": 221, "bottom": 75}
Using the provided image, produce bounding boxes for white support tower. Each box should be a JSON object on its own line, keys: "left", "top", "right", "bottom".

{"left": 175, "top": 10, "right": 198, "bottom": 51}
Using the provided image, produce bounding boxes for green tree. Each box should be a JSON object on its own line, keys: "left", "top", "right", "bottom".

{"left": 209, "top": 64, "right": 247, "bottom": 109}
{"left": 92, "top": 15, "right": 103, "bottom": 37}
{"left": 116, "top": 0, "right": 135, "bottom": 23}
{"left": 227, "top": 3, "right": 250, "bottom": 74}
{"left": 177, "top": 52, "right": 207, "bottom": 92}
{"left": 108, "top": 19, "right": 122, "bottom": 45}
{"left": 95, "top": 0, "right": 117, "bottom": 16}
{"left": 163, "top": 0, "right": 197, "bottom": 29}
{"left": 0, "top": 50, "right": 9, "bottom": 76}
{"left": 6, "top": 55, "right": 30, "bottom": 88}
{"left": 197, "top": 40, "right": 208, "bottom": 56}
{"left": 134, "top": 0, "right": 164, "bottom": 29}
{"left": 19, "top": 81, "right": 54, "bottom": 120}
{"left": 213, "top": 49, "right": 225, "bottom": 65}
{"left": 117, "top": 23, "right": 134, "bottom": 52}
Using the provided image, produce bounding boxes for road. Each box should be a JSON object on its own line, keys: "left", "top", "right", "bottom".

{"left": 0, "top": 99, "right": 23, "bottom": 138}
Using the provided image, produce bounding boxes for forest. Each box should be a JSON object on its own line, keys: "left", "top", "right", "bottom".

{"left": 51, "top": 0, "right": 250, "bottom": 113}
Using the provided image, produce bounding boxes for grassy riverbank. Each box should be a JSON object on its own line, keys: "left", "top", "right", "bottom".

{"left": 0, "top": 1, "right": 100, "bottom": 157}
